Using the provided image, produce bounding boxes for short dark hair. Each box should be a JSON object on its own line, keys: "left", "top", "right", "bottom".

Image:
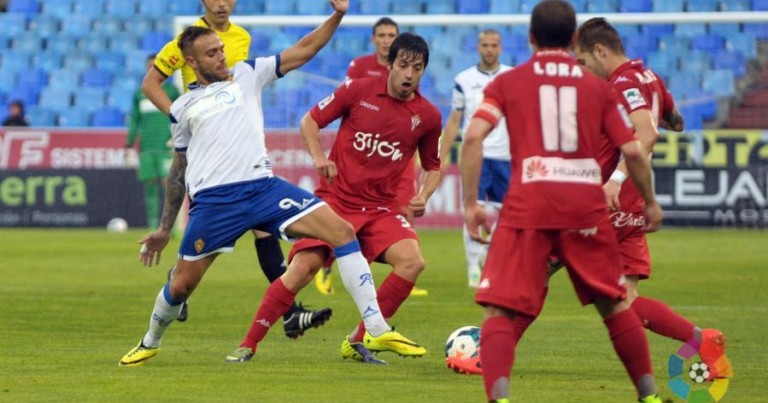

{"left": 530, "top": 0, "right": 576, "bottom": 48}
{"left": 373, "top": 17, "right": 399, "bottom": 36}
{"left": 387, "top": 32, "right": 429, "bottom": 68}
{"left": 178, "top": 26, "right": 216, "bottom": 57}
{"left": 576, "top": 17, "right": 625, "bottom": 55}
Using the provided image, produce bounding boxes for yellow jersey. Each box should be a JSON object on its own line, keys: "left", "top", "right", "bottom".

{"left": 153, "top": 17, "right": 251, "bottom": 91}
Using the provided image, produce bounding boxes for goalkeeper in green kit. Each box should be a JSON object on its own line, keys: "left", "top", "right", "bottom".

{"left": 126, "top": 54, "right": 181, "bottom": 228}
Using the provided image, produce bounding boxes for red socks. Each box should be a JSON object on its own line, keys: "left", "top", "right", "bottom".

{"left": 351, "top": 272, "right": 413, "bottom": 342}
{"left": 239, "top": 279, "right": 296, "bottom": 351}
{"left": 604, "top": 309, "right": 654, "bottom": 394}
{"left": 480, "top": 315, "right": 522, "bottom": 401}
{"left": 631, "top": 296, "right": 696, "bottom": 342}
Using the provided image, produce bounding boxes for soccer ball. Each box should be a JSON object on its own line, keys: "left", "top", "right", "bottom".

{"left": 689, "top": 362, "right": 710, "bottom": 384}
{"left": 106, "top": 217, "right": 128, "bottom": 233}
{"left": 445, "top": 325, "right": 481, "bottom": 359}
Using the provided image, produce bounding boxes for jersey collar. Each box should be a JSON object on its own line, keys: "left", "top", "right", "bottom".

{"left": 609, "top": 58, "right": 644, "bottom": 82}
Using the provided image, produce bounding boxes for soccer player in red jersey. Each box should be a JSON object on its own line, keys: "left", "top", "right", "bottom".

{"left": 314, "top": 18, "right": 429, "bottom": 297}
{"left": 231, "top": 32, "right": 441, "bottom": 364}
{"left": 458, "top": 2, "right": 664, "bottom": 402}
{"left": 573, "top": 17, "right": 731, "bottom": 380}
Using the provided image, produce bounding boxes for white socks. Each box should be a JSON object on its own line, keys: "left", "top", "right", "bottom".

{"left": 141, "top": 283, "right": 183, "bottom": 348}
{"left": 336, "top": 250, "right": 390, "bottom": 337}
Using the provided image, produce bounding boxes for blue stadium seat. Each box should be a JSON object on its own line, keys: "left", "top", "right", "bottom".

{"left": 168, "top": 1, "right": 202, "bottom": 14}
{"left": 141, "top": 32, "right": 173, "bottom": 52}
{"left": 0, "top": 32, "right": 9, "bottom": 50}
{"left": 107, "top": 85, "right": 136, "bottom": 114}
{"left": 675, "top": 23, "right": 707, "bottom": 38}
{"left": 62, "top": 54, "right": 93, "bottom": 72}
{"left": 1, "top": 50, "right": 31, "bottom": 74}
{"left": 678, "top": 103, "right": 703, "bottom": 130}
{"left": 702, "top": 69, "right": 734, "bottom": 97}
{"left": 727, "top": 33, "right": 757, "bottom": 58}
{"left": 652, "top": 0, "right": 683, "bottom": 11}
{"left": 26, "top": 106, "right": 57, "bottom": 126}
{"left": 249, "top": 32, "right": 271, "bottom": 54}
{"left": 425, "top": 0, "right": 456, "bottom": 13}
{"left": 296, "top": 0, "right": 329, "bottom": 14}
{"left": 457, "top": 0, "right": 489, "bottom": 13}
{"left": 104, "top": 0, "right": 137, "bottom": 19}
{"left": 41, "top": 0, "right": 72, "bottom": 19}
{"left": 501, "top": 33, "right": 529, "bottom": 52}
{"left": 615, "top": 24, "right": 640, "bottom": 38}
{"left": 641, "top": 24, "right": 675, "bottom": 40}
{"left": 685, "top": 91, "right": 718, "bottom": 120}
{"left": 108, "top": 35, "right": 140, "bottom": 54}
{"left": 17, "top": 69, "right": 48, "bottom": 93}
{"left": 60, "top": 15, "right": 92, "bottom": 37}
{"left": 47, "top": 35, "right": 80, "bottom": 54}
{"left": 691, "top": 33, "right": 724, "bottom": 55}
{"left": 124, "top": 49, "right": 151, "bottom": 75}
{"left": 82, "top": 68, "right": 114, "bottom": 88}
{"left": 73, "top": 87, "right": 107, "bottom": 113}
{"left": 7, "top": 0, "right": 39, "bottom": 16}
{"left": 39, "top": 87, "right": 72, "bottom": 111}
{"left": 264, "top": 0, "right": 295, "bottom": 14}
{"left": 96, "top": 52, "right": 125, "bottom": 72}
{"left": 333, "top": 28, "right": 368, "bottom": 55}
{"left": 520, "top": 0, "right": 540, "bottom": 12}
{"left": 31, "top": 52, "right": 62, "bottom": 72}
{"left": 1, "top": 13, "right": 28, "bottom": 37}
{"left": 586, "top": 0, "right": 618, "bottom": 13}
{"left": 646, "top": 51, "right": 677, "bottom": 74}
{"left": 685, "top": 0, "right": 718, "bottom": 11}
{"left": 713, "top": 50, "right": 746, "bottom": 78}
{"left": 72, "top": 0, "right": 105, "bottom": 17}
{"left": 679, "top": 51, "right": 712, "bottom": 73}
{"left": 28, "top": 15, "right": 59, "bottom": 38}
{"left": 489, "top": 0, "right": 520, "bottom": 13}
{"left": 715, "top": 23, "right": 742, "bottom": 36}
{"left": 93, "top": 16, "right": 122, "bottom": 36}
{"left": 658, "top": 34, "right": 691, "bottom": 52}
{"left": 623, "top": 34, "right": 658, "bottom": 59}
{"left": 11, "top": 34, "right": 42, "bottom": 53}
{"left": 138, "top": 2, "right": 167, "bottom": 17}
{"left": 743, "top": 23, "right": 768, "bottom": 40}
{"left": 57, "top": 108, "right": 89, "bottom": 127}
{"left": 391, "top": 0, "right": 421, "bottom": 14}
{"left": 620, "top": 0, "right": 651, "bottom": 12}
{"left": 7, "top": 85, "right": 39, "bottom": 106}
{"left": 91, "top": 107, "right": 125, "bottom": 127}
{"left": 721, "top": 0, "right": 750, "bottom": 11}
{"left": 79, "top": 35, "right": 109, "bottom": 54}
{"left": 667, "top": 72, "right": 701, "bottom": 98}
{"left": 48, "top": 69, "right": 80, "bottom": 88}
{"left": 359, "top": 1, "right": 390, "bottom": 14}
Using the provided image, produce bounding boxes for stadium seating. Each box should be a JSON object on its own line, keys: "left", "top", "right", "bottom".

{"left": 0, "top": 0, "right": 759, "bottom": 128}
{"left": 91, "top": 107, "right": 125, "bottom": 127}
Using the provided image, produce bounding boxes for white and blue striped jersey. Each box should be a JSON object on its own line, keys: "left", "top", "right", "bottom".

{"left": 170, "top": 56, "right": 283, "bottom": 198}
{"left": 451, "top": 64, "right": 513, "bottom": 161}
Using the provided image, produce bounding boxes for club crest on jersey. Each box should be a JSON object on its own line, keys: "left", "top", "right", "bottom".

{"left": 623, "top": 88, "right": 646, "bottom": 110}
{"left": 318, "top": 93, "right": 335, "bottom": 110}
{"left": 195, "top": 238, "right": 205, "bottom": 253}
{"left": 411, "top": 114, "right": 421, "bottom": 131}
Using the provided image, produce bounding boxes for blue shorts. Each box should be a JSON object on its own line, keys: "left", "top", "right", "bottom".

{"left": 478, "top": 158, "right": 511, "bottom": 207}
{"left": 179, "top": 176, "right": 325, "bottom": 261}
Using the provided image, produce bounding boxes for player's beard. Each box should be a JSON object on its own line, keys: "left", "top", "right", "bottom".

{"left": 199, "top": 66, "right": 228, "bottom": 84}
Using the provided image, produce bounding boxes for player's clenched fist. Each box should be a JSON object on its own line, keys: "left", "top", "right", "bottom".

{"left": 329, "top": 0, "right": 349, "bottom": 13}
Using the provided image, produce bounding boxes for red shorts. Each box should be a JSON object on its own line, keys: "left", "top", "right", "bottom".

{"left": 475, "top": 217, "right": 626, "bottom": 317}
{"left": 289, "top": 199, "right": 418, "bottom": 267}
{"left": 609, "top": 210, "right": 651, "bottom": 279}
{"left": 396, "top": 162, "right": 417, "bottom": 210}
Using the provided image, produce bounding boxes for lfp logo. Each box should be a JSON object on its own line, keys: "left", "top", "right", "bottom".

{"left": 667, "top": 339, "right": 730, "bottom": 402}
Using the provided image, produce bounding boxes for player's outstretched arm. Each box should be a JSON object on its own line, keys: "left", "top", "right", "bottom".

{"left": 299, "top": 112, "right": 338, "bottom": 182}
{"left": 460, "top": 116, "right": 493, "bottom": 243}
{"left": 439, "top": 109, "right": 463, "bottom": 179}
{"left": 138, "top": 152, "right": 187, "bottom": 267}
{"left": 279, "top": 0, "right": 348, "bottom": 75}
{"left": 141, "top": 68, "right": 174, "bottom": 116}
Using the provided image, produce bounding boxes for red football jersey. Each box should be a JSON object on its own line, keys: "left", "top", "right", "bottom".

{"left": 309, "top": 77, "right": 442, "bottom": 209}
{"left": 475, "top": 50, "right": 635, "bottom": 229}
{"left": 599, "top": 59, "right": 675, "bottom": 213}
{"left": 346, "top": 53, "right": 389, "bottom": 80}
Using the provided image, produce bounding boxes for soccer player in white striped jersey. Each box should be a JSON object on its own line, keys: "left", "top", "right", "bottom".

{"left": 119, "top": 0, "right": 419, "bottom": 366}
{"left": 439, "top": 29, "right": 513, "bottom": 287}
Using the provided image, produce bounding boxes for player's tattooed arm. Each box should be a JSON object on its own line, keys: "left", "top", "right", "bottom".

{"left": 660, "top": 108, "right": 684, "bottom": 132}
{"left": 159, "top": 153, "right": 187, "bottom": 233}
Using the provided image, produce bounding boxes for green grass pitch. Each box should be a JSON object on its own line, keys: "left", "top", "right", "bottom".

{"left": 0, "top": 228, "right": 765, "bottom": 402}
